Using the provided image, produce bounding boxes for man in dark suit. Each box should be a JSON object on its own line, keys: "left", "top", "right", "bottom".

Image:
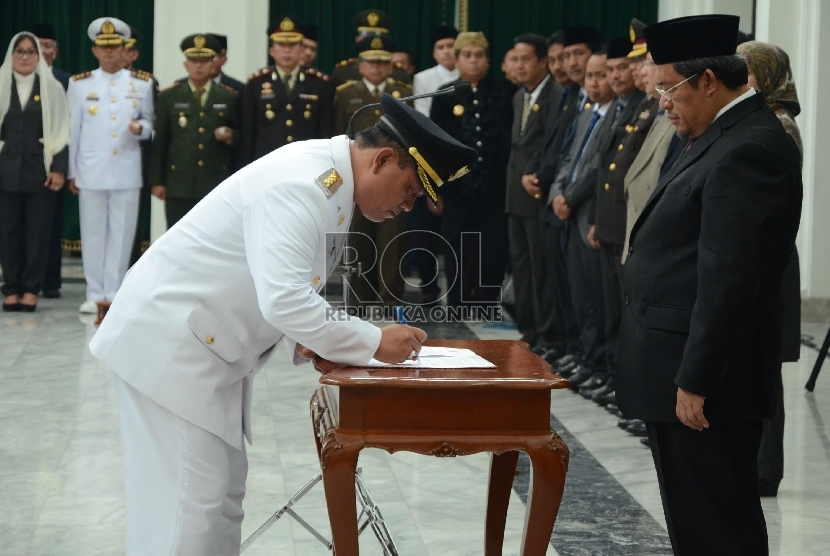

{"left": 239, "top": 17, "right": 333, "bottom": 167}
{"left": 206, "top": 34, "right": 245, "bottom": 96}
{"left": 617, "top": 16, "right": 802, "bottom": 555}
{"left": 505, "top": 34, "right": 563, "bottom": 352}
{"left": 30, "top": 23, "right": 70, "bottom": 298}
{"left": 522, "top": 26, "right": 601, "bottom": 366}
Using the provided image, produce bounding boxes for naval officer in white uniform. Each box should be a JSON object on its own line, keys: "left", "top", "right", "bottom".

{"left": 89, "top": 93, "right": 477, "bottom": 555}
{"left": 412, "top": 26, "right": 460, "bottom": 116}
{"left": 67, "top": 18, "right": 153, "bottom": 313}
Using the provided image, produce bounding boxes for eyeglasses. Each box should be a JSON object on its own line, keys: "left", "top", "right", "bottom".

{"left": 654, "top": 73, "right": 698, "bottom": 101}
{"left": 13, "top": 49, "right": 38, "bottom": 58}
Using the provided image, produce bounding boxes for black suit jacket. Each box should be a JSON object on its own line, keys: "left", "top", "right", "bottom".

{"left": 52, "top": 67, "right": 70, "bottom": 91}
{"left": 523, "top": 82, "right": 581, "bottom": 198}
{"left": 616, "top": 93, "right": 802, "bottom": 423}
{"left": 0, "top": 77, "right": 68, "bottom": 193}
{"left": 506, "top": 76, "right": 563, "bottom": 218}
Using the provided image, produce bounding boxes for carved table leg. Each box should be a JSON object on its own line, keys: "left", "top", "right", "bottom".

{"left": 321, "top": 435, "right": 363, "bottom": 556}
{"left": 485, "top": 450, "right": 520, "bottom": 556}
{"left": 520, "top": 433, "right": 569, "bottom": 555}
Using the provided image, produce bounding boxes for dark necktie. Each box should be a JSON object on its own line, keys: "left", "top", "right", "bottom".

{"left": 193, "top": 87, "right": 204, "bottom": 108}
{"left": 520, "top": 92, "right": 532, "bottom": 135}
{"left": 568, "top": 110, "right": 602, "bottom": 184}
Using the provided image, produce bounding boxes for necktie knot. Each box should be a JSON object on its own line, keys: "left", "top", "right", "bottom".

{"left": 520, "top": 92, "right": 532, "bottom": 135}
{"left": 193, "top": 87, "right": 204, "bottom": 108}
{"left": 282, "top": 72, "right": 292, "bottom": 94}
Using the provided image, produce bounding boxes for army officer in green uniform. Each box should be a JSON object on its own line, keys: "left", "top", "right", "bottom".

{"left": 334, "top": 35, "right": 412, "bottom": 307}
{"left": 150, "top": 34, "right": 239, "bottom": 227}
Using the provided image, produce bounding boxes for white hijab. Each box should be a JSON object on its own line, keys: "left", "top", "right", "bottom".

{"left": 0, "top": 32, "right": 70, "bottom": 174}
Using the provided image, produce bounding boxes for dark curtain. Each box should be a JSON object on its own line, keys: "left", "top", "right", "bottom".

{"left": 467, "top": 0, "right": 659, "bottom": 69}
{"left": 0, "top": 0, "right": 154, "bottom": 251}
{"left": 269, "top": 0, "right": 456, "bottom": 74}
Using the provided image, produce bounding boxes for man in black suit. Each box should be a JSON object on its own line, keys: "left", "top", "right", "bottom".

{"left": 617, "top": 15, "right": 802, "bottom": 555}
{"left": 506, "top": 34, "right": 563, "bottom": 352}
{"left": 206, "top": 33, "right": 245, "bottom": 96}
{"left": 522, "top": 26, "right": 601, "bottom": 366}
{"left": 30, "top": 23, "right": 70, "bottom": 298}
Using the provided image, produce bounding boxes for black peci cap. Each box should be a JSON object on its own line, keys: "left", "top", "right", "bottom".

{"left": 645, "top": 15, "right": 740, "bottom": 65}
{"left": 207, "top": 33, "right": 227, "bottom": 51}
{"left": 563, "top": 25, "right": 601, "bottom": 51}
{"left": 607, "top": 36, "right": 633, "bottom": 59}
{"left": 430, "top": 26, "right": 459, "bottom": 46}
{"left": 376, "top": 94, "right": 478, "bottom": 203}
{"left": 30, "top": 23, "right": 56, "bottom": 40}
{"left": 300, "top": 24, "right": 318, "bottom": 42}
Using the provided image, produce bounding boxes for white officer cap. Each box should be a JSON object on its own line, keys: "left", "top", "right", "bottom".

{"left": 87, "top": 17, "right": 130, "bottom": 46}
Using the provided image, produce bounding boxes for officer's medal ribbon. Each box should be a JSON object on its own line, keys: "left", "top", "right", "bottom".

{"left": 179, "top": 112, "right": 187, "bottom": 128}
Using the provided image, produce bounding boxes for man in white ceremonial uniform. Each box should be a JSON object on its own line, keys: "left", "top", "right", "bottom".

{"left": 89, "top": 93, "right": 477, "bottom": 555}
{"left": 67, "top": 18, "right": 153, "bottom": 313}
{"left": 412, "top": 26, "right": 459, "bottom": 116}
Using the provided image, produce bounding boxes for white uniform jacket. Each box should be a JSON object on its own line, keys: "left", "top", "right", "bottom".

{"left": 89, "top": 136, "right": 382, "bottom": 449}
{"left": 67, "top": 68, "right": 154, "bottom": 190}
{"left": 412, "top": 64, "right": 460, "bottom": 116}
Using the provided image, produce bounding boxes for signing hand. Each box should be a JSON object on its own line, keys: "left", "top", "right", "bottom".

{"left": 676, "top": 387, "right": 709, "bottom": 431}
{"left": 373, "top": 324, "right": 428, "bottom": 364}
{"left": 44, "top": 172, "right": 65, "bottom": 191}
{"left": 151, "top": 185, "right": 167, "bottom": 201}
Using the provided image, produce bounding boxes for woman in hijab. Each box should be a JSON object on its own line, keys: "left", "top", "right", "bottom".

{"left": 0, "top": 31, "right": 69, "bottom": 312}
{"left": 737, "top": 40, "right": 801, "bottom": 498}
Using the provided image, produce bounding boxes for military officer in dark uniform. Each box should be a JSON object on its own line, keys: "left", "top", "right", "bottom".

{"left": 334, "top": 35, "right": 412, "bottom": 307}
{"left": 430, "top": 32, "right": 514, "bottom": 308}
{"left": 150, "top": 34, "right": 239, "bottom": 227}
{"left": 239, "top": 17, "right": 333, "bottom": 167}
{"left": 331, "top": 9, "right": 412, "bottom": 88}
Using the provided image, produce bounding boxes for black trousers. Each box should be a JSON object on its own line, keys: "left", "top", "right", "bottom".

{"left": 758, "top": 382, "right": 785, "bottom": 484}
{"left": 165, "top": 197, "right": 200, "bottom": 230}
{"left": 42, "top": 187, "right": 65, "bottom": 291}
{"left": 404, "top": 196, "right": 442, "bottom": 301}
{"left": 508, "top": 213, "right": 551, "bottom": 346}
{"left": 598, "top": 243, "right": 623, "bottom": 378}
{"left": 442, "top": 194, "right": 507, "bottom": 307}
{"left": 0, "top": 190, "right": 58, "bottom": 296}
{"left": 566, "top": 223, "right": 606, "bottom": 373}
{"left": 540, "top": 215, "right": 579, "bottom": 354}
{"left": 647, "top": 421, "right": 768, "bottom": 556}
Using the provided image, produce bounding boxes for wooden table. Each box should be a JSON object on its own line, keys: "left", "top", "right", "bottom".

{"left": 311, "top": 339, "right": 570, "bottom": 555}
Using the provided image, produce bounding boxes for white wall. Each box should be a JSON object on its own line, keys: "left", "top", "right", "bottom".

{"left": 659, "top": 0, "right": 830, "bottom": 304}
{"left": 150, "top": 0, "right": 269, "bottom": 240}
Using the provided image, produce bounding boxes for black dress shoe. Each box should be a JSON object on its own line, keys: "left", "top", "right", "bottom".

{"left": 758, "top": 479, "right": 780, "bottom": 497}
{"left": 588, "top": 380, "right": 615, "bottom": 399}
{"left": 640, "top": 437, "right": 651, "bottom": 448}
{"left": 605, "top": 403, "right": 620, "bottom": 414}
{"left": 554, "top": 354, "right": 577, "bottom": 368}
{"left": 617, "top": 418, "right": 640, "bottom": 429}
{"left": 626, "top": 421, "right": 648, "bottom": 436}
{"left": 542, "top": 347, "right": 564, "bottom": 364}
{"left": 578, "top": 376, "right": 608, "bottom": 398}
{"left": 567, "top": 367, "right": 594, "bottom": 391}
{"left": 2, "top": 302, "right": 19, "bottom": 312}
{"left": 556, "top": 361, "right": 578, "bottom": 377}
{"left": 592, "top": 389, "right": 616, "bottom": 407}
{"left": 42, "top": 289, "right": 61, "bottom": 299}
{"left": 18, "top": 303, "right": 36, "bottom": 312}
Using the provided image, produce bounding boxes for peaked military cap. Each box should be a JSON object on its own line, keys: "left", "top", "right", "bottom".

{"left": 607, "top": 36, "right": 633, "bottom": 59}
{"left": 126, "top": 27, "right": 140, "bottom": 50}
{"left": 628, "top": 18, "right": 647, "bottom": 58}
{"left": 645, "top": 15, "right": 740, "bottom": 65}
{"left": 29, "top": 23, "right": 56, "bottom": 40}
{"left": 88, "top": 17, "right": 130, "bottom": 46}
{"left": 563, "top": 25, "right": 601, "bottom": 52}
{"left": 356, "top": 35, "right": 398, "bottom": 62}
{"left": 207, "top": 33, "right": 228, "bottom": 51}
{"left": 180, "top": 34, "right": 221, "bottom": 59}
{"left": 376, "top": 93, "right": 478, "bottom": 203}
{"left": 353, "top": 9, "right": 392, "bottom": 35}
{"left": 430, "top": 26, "right": 459, "bottom": 46}
{"left": 268, "top": 16, "right": 304, "bottom": 43}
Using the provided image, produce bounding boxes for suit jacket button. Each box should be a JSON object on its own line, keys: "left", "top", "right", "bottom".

{"left": 313, "top": 276, "right": 321, "bottom": 285}
{"left": 618, "top": 143, "right": 624, "bottom": 151}
{"left": 198, "top": 160, "right": 205, "bottom": 167}
{"left": 206, "top": 336, "right": 215, "bottom": 345}
{"left": 624, "top": 295, "right": 630, "bottom": 305}
{"left": 199, "top": 127, "right": 205, "bottom": 133}
{"left": 609, "top": 163, "right": 616, "bottom": 170}
{"left": 604, "top": 183, "right": 610, "bottom": 191}
{"left": 286, "top": 104, "right": 293, "bottom": 111}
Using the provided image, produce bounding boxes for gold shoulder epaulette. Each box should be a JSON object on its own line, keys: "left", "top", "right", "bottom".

{"left": 72, "top": 71, "right": 92, "bottom": 81}
{"left": 131, "top": 69, "right": 151, "bottom": 81}
{"left": 335, "top": 58, "right": 356, "bottom": 69}
{"left": 249, "top": 67, "right": 271, "bottom": 80}
{"left": 306, "top": 68, "right": 329, "bottom": 82}
{"left": 218, "top": 82, "right": 238, "bottom": 95}
{"left": 159, "top": 82, "right": 181, "bottom": 93}
{"left": 395, "top": 80, "right": 413, "bottom": 89}
{"left": 336, "top": 80, "right": 356, "bottom": 92}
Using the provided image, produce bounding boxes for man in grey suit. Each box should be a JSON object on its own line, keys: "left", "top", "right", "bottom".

{"left": 506, "top": 34, "right": 563, "bottom": 352}
{"left": 548, "top": 50, "right": 616, "bottom": 388}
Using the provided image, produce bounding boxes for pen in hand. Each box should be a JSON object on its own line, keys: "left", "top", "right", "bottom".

{"left": 394, "top": 306, "right": 418, "bottom": 361}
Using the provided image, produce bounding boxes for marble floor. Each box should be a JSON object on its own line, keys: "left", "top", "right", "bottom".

{"left": 1, "top": 283, "right": 830, "bottom": 555}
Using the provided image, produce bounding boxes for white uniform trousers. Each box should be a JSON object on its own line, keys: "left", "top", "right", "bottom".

{"left": 79, "top": 189, "right": 140, "bottom": 301}
{"left": 114, "top": 375, "right": 248, "bottom": 556}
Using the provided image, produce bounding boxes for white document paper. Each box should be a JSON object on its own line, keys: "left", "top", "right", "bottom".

{"left": 366, "top": 346, "right": 495, "bottom": 369}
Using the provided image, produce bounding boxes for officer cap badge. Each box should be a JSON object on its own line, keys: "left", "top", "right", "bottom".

{"left": 268, "top": 16, "right": 304, "bottom": 43}
{"left": 316, "top": 169, "right": 343, "bottom": 197}
{"left": 371, "top": 37, "right": 383, "bottom": 49}
{"left": 101, "top": 20, "right": 115, "bottom": 35}
{"left": 368, "top": 13, "right": 380, "bottom": 27}
{"left": 280, "top": 17, "right": 294, "bottom": 31}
